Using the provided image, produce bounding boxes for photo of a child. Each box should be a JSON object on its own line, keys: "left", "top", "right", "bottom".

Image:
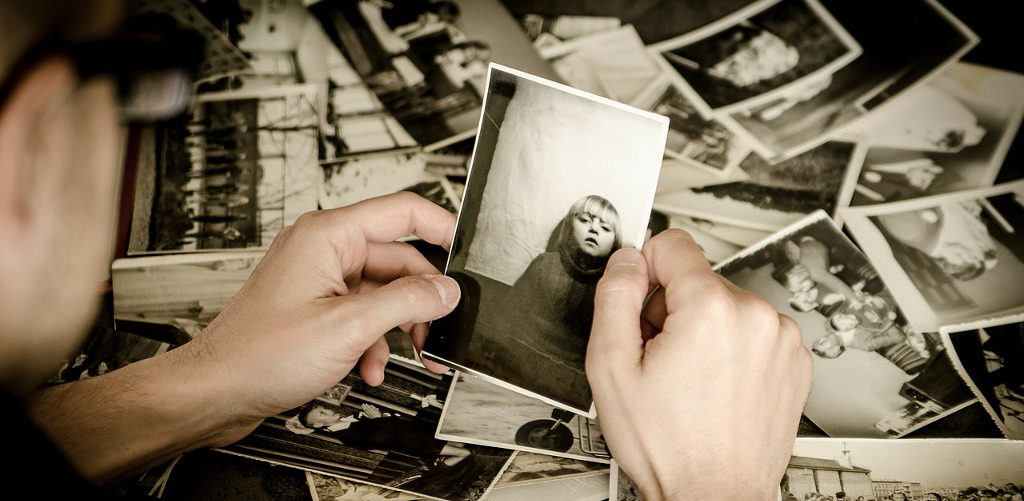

{"left": 421, "top": 64, "right": 666, "bottom": 416}
{"left": 510, "top": 195, "right": 622, "bottom": 373}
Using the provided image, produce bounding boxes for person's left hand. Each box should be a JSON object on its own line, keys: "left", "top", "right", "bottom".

{"left": 175, "top": 192, "right": 459, "bottom": 441}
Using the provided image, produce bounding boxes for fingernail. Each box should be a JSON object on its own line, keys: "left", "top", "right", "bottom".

{"left": 427, "top": 275, "right": 460, "bottom": 309}
{"left": 608, "top": 248, "right": 642, "bottom": 268}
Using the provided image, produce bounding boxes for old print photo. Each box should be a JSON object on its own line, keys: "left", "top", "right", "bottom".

{"left": 652, "top": 0, "right": 861, "bottom": 115}
{"left": 841, "top": 181, "right": 1024, "bottom": 332}
{"left": 308, "top": 0, "right": 559, "bottom": 149}
{"left": 421, "top": 64, "right": 667, "bottom": 416}
{"left": 942, "top": 315, "right": 1024, "bottom": 440}
{"left": 848, "top": 62, "right": 1024, "bottom": 207}
{"left": 436, "top": 372, "right": 609, "bottom": 462}
{"left": 721, "top": 0, "right": 978, "bottom": 161}
{"left": 715, "top": 212, "right": 973, "bottom": 438}
{"left": 224, "top": 356, "right": 514, "bottom": 501}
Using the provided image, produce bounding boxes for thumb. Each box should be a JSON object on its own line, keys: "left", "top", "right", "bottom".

{"left": 586, "top": 248, "right": 650, "bottom": 378}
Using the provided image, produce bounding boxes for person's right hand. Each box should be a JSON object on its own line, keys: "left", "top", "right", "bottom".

{"left": 586, "top": 229, "right": 813, "bottom": 501}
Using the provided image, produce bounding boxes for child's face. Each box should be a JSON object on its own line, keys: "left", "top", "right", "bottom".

{"left": 785, "top": 266, "right": 814, "bottom": 292}
{"left": 305, "top": 405, "right": 343, "bottom": 428}
{"left": 831, "top": 313, "right": 858, "bottom": 332}
{"left": 572, "top": 212, "right": 616, "bottom": 258}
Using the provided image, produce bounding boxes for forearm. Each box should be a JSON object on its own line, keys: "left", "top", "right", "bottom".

{"left": 26, "top": 343, "right": 260, "bottom": 487}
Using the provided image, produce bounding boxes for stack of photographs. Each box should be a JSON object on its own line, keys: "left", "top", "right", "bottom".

{"left": 63, "top": 0, "right": 1024, "bottom": 499}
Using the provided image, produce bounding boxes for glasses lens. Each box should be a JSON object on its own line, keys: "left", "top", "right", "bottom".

{"left": 119, "top": 67, "right": 193, "bottom": 122}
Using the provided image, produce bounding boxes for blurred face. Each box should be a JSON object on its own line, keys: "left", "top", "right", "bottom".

{"left": 708, "top": 30, "right": 799, "bottom": 87}
{"left": 812, "top": 334, "right": 843, "bottom": 359}
{"left": 572, "top": 211, "right": 616, "bottom": 258}
{"left": 831, "top": 313, "right": 858, "bottom": 332}
{"left": 304, "top": 406, "right": 343, "bottom": 428}
{"left": 785, "top": 266, "right": 814, "bottom": 292}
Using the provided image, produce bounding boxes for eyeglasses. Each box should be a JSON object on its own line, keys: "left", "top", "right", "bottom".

{"left": 0, "top": 12, "right": 204, "bottom": 122}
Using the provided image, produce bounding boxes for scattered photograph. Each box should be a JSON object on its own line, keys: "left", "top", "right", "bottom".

{"left": 489, "top": 474, "right": 609, "bottom": 501}
{"left": 633, "top": 75, "right": 753, "bottom": 176}
{"left": 941, "top": 315, "right": 1024, "bottom": 440}
{"left": 654, "top": 140, "right": 866, "bottom": 231}
{"left": 783, "top": 438, "right": 1024, "bottom": 501}
{"left": 846, "top": 62, "right": 1024, "bottom": 206}
{"left": 308, "top": 0, "right": 560, "bottom": 149}
{"left": 494, "top": 452, "right": 607, "bottom": 488}
{"left": 111, "top": 251, "right": 264, "bottom": 336}
{"left": 537, "top": 25, "right": 662, "bottom": 106}
{"left": 517, "top": 12, "right": 622, "bottom": 48}
{"left": 654, "top": 158, "right": 750, "bottom": 195}
{"left": 223, "top": 356, "right": 514, "bottom": 501}
{"left": 651, "top": 0, "right": 861, "bottom": 115}
{"left": 436, "top": 372, "right": 609, "bottom": 463}
{"left": 841, "top": 181, "right": 1024, "bottom": 332}
{"left": 715, "top": 211, "right": 974, "bottom": 438}
{"left": 721, "top": 0, "right": 978, "bottom": 161}
{"left": 136, "top": 0, "right": 252, "bottom": 82}
{"left": 126, "top": 84, "right": 321, "bottom": 254}
{"left": 307, "top": 470, "right": 422, "bottom": 501}
{"left": 420, "top": 64, "right": 667, "bottom": 416}
{"left": 319, "top": 150, "right": 461, "bottom": 214}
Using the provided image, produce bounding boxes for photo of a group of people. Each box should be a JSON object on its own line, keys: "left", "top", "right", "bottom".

{"left": 715, "top": 212, "right": 974, "bottom": 438}
{"left": 127, "top": 85, "right": 321, "bottom": 254}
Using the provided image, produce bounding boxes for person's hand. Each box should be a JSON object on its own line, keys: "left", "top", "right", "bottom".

{"left": 586, "top": 229, "right": 812, "bottom": 501}
{"left": 176, "top": 192, "right": 458, "bottom": 440}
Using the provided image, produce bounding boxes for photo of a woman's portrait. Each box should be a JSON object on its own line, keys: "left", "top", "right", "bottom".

{"left": 421, "top": 65, "right": 666, "bottom": 415}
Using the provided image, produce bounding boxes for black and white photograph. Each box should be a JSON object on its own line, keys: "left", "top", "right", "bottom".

{"left": 634, "top": 75, "right": 754, "bottom": 176}
{"left": 126, "top": 84, "right": 321, "bottom": 254}
{"left": 489, "top": 471, "right": 609, "bottom": 501}
{"left": 715, "top": 211, "right": 974, "bottom": 438}
{"left": 654, "top": 140, "right": 866, "bottom": 231}
{"left": 224, "top": 356, "right": 514, "bottom": 501}
{"left": 841, "top": 181, "right": 1024, "bottom": 333}
{"left": 846, "top": 62, "right": 1024, "bottom": 207}
{"left": 420, "top": 64, "right": 667, "bottom": 416}
{"left": 436, "top": 371, "right": 610, "bottom": 463}
{"left": 784, "top": 438, "right": 1024, "bottom": 501}
{"left": 536, "top": 24, "right": 662, "bottom": 108}
{"left": 307, "top": 470, "right": 422, "bottom": 501}
{"left": 720, "top": 0, "right": 978, "bottom": 162}
{"left": 111, "top": 251, "right": 264, "bottom": 337}
{"left": 650, "top": 0, "right": 861, "bottom": 116}
{"left": 318, "top": 150, "right": 461, "bottom": 213}
{"left": 941, "top": 315, "right": 1024, "bottom": 440}
{"left": 307, "top": 0, "right": 560, "bottom": 150}
{"left": 493, "top": 452, "right": 608, "bottom": 488}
